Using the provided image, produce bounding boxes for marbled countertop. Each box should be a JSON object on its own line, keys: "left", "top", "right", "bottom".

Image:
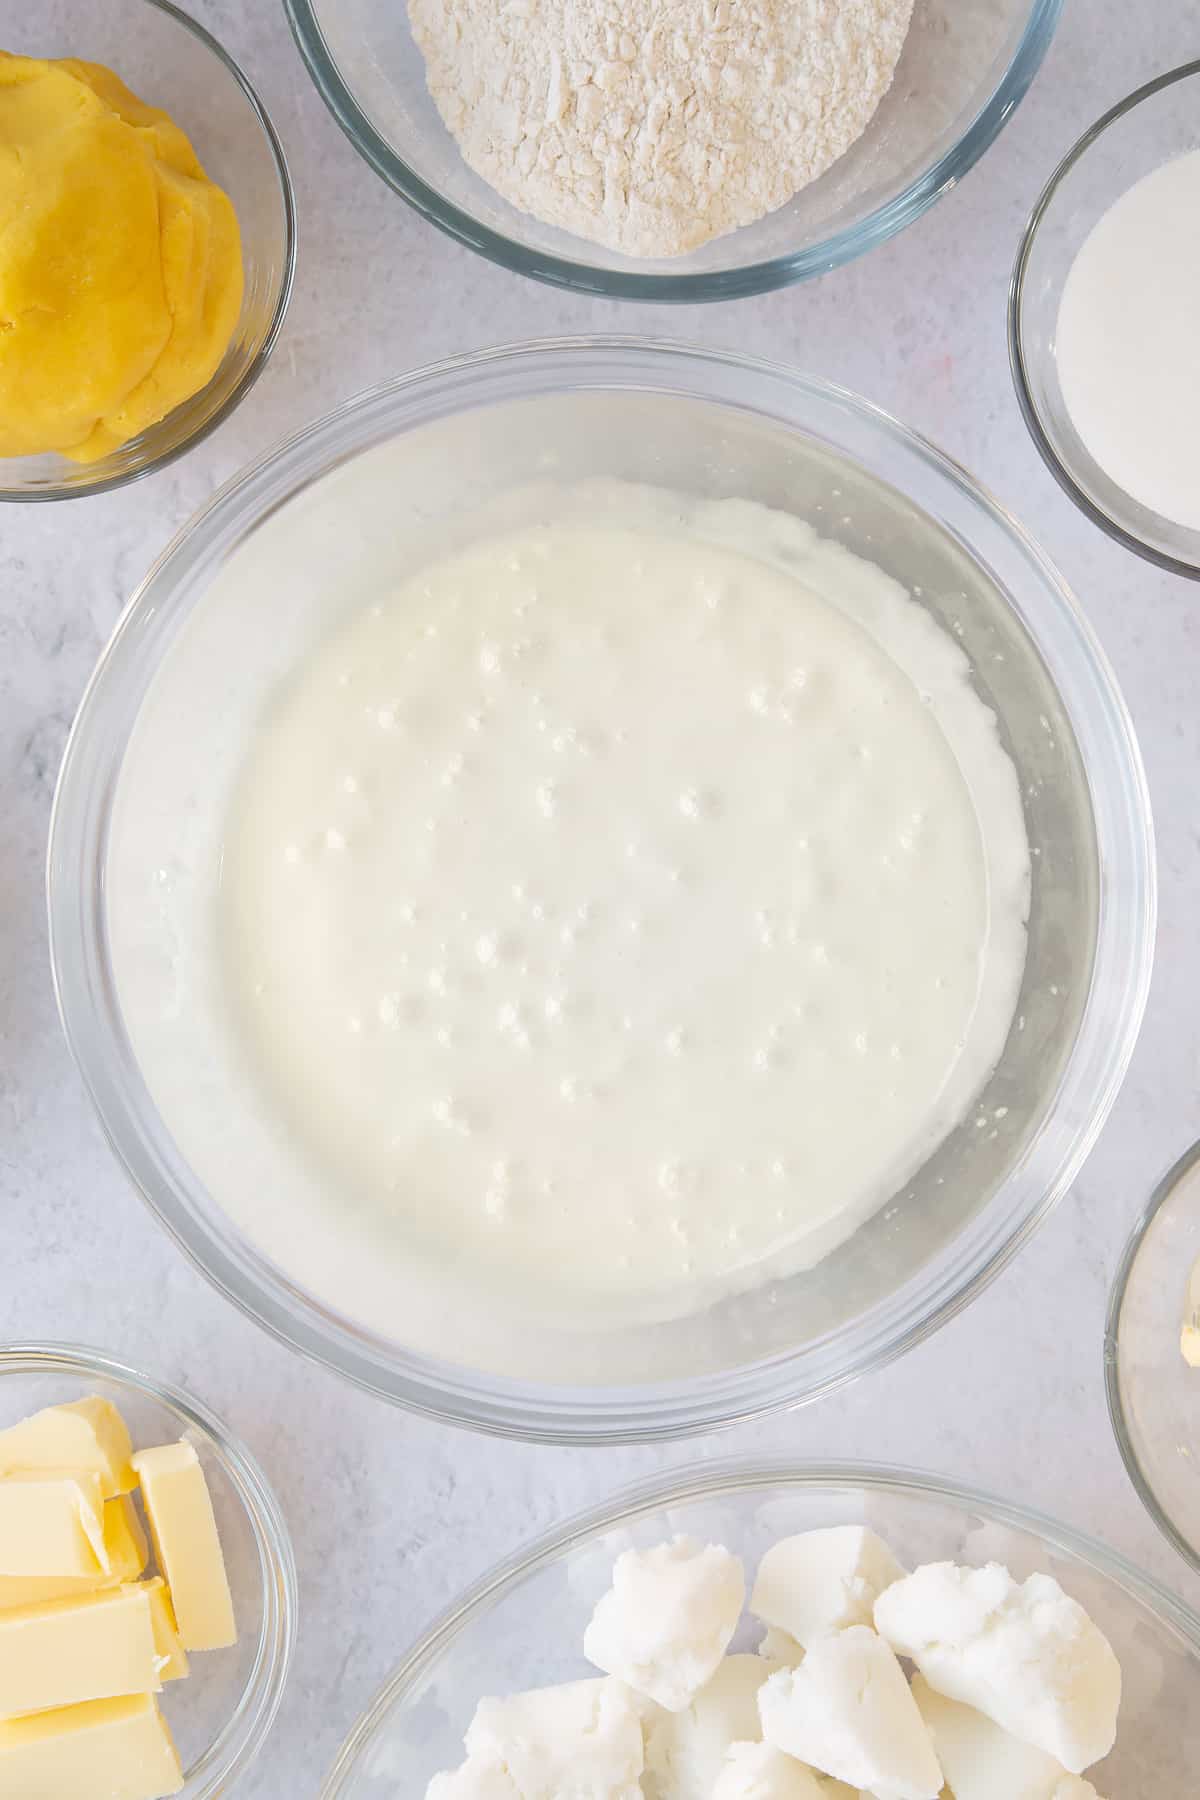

{"left": 4, "top": 2, "right": 1200, "bottom": 1792}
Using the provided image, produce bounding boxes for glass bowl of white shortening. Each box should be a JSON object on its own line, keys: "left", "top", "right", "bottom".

{"left": 48, "top": 340, "right": 1154, "bottom": 1442}
{"left": 318, "top": 1461, "right": 1200, "bottom": 1796}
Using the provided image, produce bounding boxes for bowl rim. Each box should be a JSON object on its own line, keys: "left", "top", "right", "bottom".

{"left": 319, "top": 1453, "right": 1200, "bottom": 1796}
{"left": 0, "top": 0, "right": 298, "bottom": 505}
{"left": 0, "top": 1339, "right": 298, "bottom": 1796}
{"left": 283, "top": 0, "right": 1062, "bottom": 301}
{"left": 1008, "top": 58, "right": 1200, "bottom": 581}
{"left": 1105, "top": 1134, "right": 1200, "bottom": 1577}
{"left": 47, "top": 336, "right": 1156, "bottom": 1444}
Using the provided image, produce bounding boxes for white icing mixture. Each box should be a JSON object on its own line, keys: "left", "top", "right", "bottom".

{"left": 408, "top": 0, "right": 914, "bottom": 257}
{"left": 219, "top": 487, "right": 1029, "bottom": 1328}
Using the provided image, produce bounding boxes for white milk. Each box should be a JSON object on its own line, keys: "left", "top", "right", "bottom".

{"left": 1057, "top": 148, "right": 1200, "bottom": 532}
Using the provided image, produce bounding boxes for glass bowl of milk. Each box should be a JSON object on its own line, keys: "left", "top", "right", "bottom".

{"left": 49, "top": 340, "right": 1155, "bottom": 1442}
{"left": 1010, "top": 60, "right": 1200, "bottom": 580}
{"left": 317, "top": 1459, "right": 1200, "bottom": 1797}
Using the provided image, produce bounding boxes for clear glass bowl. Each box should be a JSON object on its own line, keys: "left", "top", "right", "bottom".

{"left": 1, "top": 0, "right": 296, "bottom": 502}
{"left": 48, "top": 340, "right": 1155, "bottom": 1443}
{"left": 285, "top": 0, "right": 1060, "bottom": 300}
{"left": 319, "top": 1459, "right": 1200, "bottom": 1796}
{"left": 0, "top": 1342, "right": 297, "bottom": 1796}
{"left": 1009, "top": 61, "right": 1200, "bottom": 580}
{"left": 1106, "top": 1139, "right": 1200, "bottom": 1574}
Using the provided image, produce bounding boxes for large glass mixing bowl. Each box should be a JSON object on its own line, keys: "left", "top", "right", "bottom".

{"left": 285, "top": 0, "right": 1061, "bottom": 299}
{"left": 48, "top": 340, "right": 1154, "bottom": 1442}
{"left": 320, "top": 1461, "right": 1200, "bottom": 1797}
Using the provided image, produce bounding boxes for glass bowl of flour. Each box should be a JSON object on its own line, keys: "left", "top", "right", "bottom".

{"left": 319, "top": 1461, "right": 1200, "bottom": 1798}
{"left": 1010, "top": 61, "right": 1200, "bottom": 580}
{"left": 49, "top": 340, "right": 1154, "bottom": 1441}
{"left": 284, "top": 0, "right": 1060, "bottom": 299}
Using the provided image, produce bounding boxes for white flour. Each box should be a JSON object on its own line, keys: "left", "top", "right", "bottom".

{"left": 408, "top": 0, "right": 914, "bottom": 257}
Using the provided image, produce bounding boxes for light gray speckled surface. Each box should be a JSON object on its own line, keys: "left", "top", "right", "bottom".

{"left": 4, "top": 1, "right": 1200, "bottom": 1793}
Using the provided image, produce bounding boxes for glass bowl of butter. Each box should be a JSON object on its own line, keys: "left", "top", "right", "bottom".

{"left": 0, "top": 1341, "right": 296, "bottom": 1798}
{"left": 1107, "top": 1139, "right": 1200, "bottom": 1576}
{"left": 0, "top": 0, "right": 295, "bottom": 501}
{"left": 48, "top": 339, "right": 1155, "bottom": 1442}
{"left": 319, "top": 1459, "right": 1200, "bottom": 1797}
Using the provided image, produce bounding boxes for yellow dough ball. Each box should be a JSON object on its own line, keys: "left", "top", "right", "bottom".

{"left": 0, "top": 52, "right": 244, "bottom": 461}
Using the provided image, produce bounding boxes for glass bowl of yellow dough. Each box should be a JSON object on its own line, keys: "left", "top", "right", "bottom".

{"left": 0, "top": 0, "right": 295, "bottom": 500}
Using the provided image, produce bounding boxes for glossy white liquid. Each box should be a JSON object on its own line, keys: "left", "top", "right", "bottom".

{"left": 218, "top": 488, "right": 1029, "bottom": 1326}
{"left": 1057, "top": 148, "right": 1200, "bottom": 533}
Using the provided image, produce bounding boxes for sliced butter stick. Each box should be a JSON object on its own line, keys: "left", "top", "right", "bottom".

{"left": 137, "top": 1576, "right": 189, "bottom": 1682}
{"left": 0, "top": 1693, "right": 183, "bottom": 1799}
{"left": 0, "top": 1493, "right": 147, "bottom": 1610}
{"left": 0, "top": 1471, "right": 108, "bottom": 1576}
{"left": 0, "top": 1396, "right": 136, "bottom": 1498}
{"left": 0, "top": 1584, "right": 160, "bottom": 1717}
{"left": 131, "top": 1441, "right": 236, "bottom": 1650}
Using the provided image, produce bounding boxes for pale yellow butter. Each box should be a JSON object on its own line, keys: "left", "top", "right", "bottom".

{"left": 138, "top": 1576, "right": 189, "bottom": 1683}
{"left": 0, "top": 1471, "right": 107, "bottom": 1576}
{"left": 0, "top": 1583, "right": 161, "bottom": 1718}
{"left": 131, "top": 1441, "right": 236, "bottom": 1650}
{"left": 0, "top": 1692, "right": 183, "bottom": 1799}
{"left": 0, "top": 1492, "right": 147, "bottom": 1610}
{"left": 0, "top": 1396, "right": 136, "bottom": 1498}
{"left": 115, "top": 1490, "right": 151, "bottom": 1574}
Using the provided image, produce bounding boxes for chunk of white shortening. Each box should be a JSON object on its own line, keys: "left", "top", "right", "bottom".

{"left": 584, "top": 1536, "right": 745, "bottom": 1711}
{"left": 462, "top": 1676, "right": 644, "bottom": 1798}
{"left": 642, "top": 1653, "right": 780, "bottom": 1799}
{"left": 875, "top": 1563, "right": 1120, "bottom": 1774}
{"left": 427, "top": 1756, "right": 521, "bottom": 1799}
{"left": 757, "top": 1626, "right": 805, "bottom": 1665}
{"left": 751, "top": 1528, "right": 905, "bottom": 1650}
{"left": 758, "top": 1626, "right": 942, "bottom": 1800}
{"left": 711, "top": 1740, "right": 831, "bottom": 1799}
{"left": 912, "top": 1674, "right": 1104, "bottom": 1800}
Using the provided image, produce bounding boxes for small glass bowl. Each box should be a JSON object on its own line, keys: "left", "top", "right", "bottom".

{"left": 286, "top": 0, "right": 1061, "bottom": 301}
{"left": 1009, "top": 61, "right": 1200, "bottom": 580}
{"left": 1106, "top": 1140, "right": 1200, "bottom": 1575}
{"left": 0, "top": 1342, "right": 297, "bottom": 1796}
{"left": 319, "top": 1458, "right": 1200, "bottom": 1796}
{"left": 0, "top": 0, "right": 296, "bottom": 502}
